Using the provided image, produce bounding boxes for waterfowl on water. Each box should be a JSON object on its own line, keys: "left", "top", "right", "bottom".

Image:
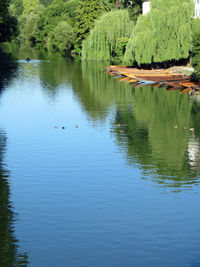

{"left": 26, "top": 57, "right": 31, "bottom": 62}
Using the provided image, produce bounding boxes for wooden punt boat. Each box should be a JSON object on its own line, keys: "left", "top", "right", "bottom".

{"left": 134, "top": 75, "right": 190, "bottom": 82}
{"left": 127, "top": 79, "right": 138, "bottom": 83}
{"left": 119, "top": 77, "right": 130, "bottom": 81}
{"left": 180, "top": 82, "right": 200, "bottom": 88}
{"left": 165, "top": 81, "right": 185, "bottom": 87}
{"left": 106, "top": 66, "right": 199, "bottom": 90}
{"left": 126, "top": 74, "right": 137, "bottom": 79}
{"left": 115, "top": 71, "right": 171, "bottom": 77}
{"left": 109, "top": 66, "right": 169, "bottom": 73}
{"left": 179, "top": 88, "right": 192, "bottom": 94}
{"left": 108, "top": 67, "right": 173, "bottom": 76}
{"left": 109, "top": 65, "right": 127, "bottom": 69}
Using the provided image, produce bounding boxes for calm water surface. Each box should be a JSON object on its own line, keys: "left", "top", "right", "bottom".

{"left": 0, "top": 46, "right": 200, "bottom": 266}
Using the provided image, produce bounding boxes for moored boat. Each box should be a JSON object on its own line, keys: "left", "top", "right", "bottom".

{"left": 106, "top": 65, "right": 200, "bottom": 93}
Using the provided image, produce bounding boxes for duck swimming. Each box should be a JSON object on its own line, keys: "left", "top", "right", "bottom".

{"left": 26, "top": 57, "right": 31, "bottom": 62}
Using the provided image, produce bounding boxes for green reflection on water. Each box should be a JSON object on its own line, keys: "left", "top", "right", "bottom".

{"left": 0, "top": 49, "right": 28, "bottom": 266}
{"left": 0, "top": 133, "right": 28, "bottom": 266}
{"left": 114, "top": 88, "right": 199, "bottom": 184}
{"left": 79, "top": 62, "right": 200, "bottom": 188}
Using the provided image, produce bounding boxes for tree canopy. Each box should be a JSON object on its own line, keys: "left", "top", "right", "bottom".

{"left": 82, "top": 10, "right": 133, "bottom": 61}
{"left": 73, "top": 0, "right": 105, "bottom": 53}
{"left": 124, "top": 0, "right": 194, "bottom": 65}
{"left": 116, "top": 0, "right": 142, "bottom": 21}
{"left": 3, "top": 0, "right": 200, "bottom": 67}
{"left": 192, "top": 20, "right": 200, "bottom": 78}
{"left": 0, "top": 0, "right": 15, "bottom": 42}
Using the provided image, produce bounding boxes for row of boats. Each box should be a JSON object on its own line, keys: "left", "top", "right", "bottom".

{"left": 105, "top": 65, "right": 200, "bottom": 93}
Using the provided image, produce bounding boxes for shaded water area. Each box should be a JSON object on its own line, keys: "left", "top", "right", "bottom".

{"left": 0, "top": 45, "right": 200, "bottom": 266}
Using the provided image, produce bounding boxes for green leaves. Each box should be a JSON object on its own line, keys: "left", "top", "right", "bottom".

{"left": 22, "top": 0, "right": 39, "bottom": 14}
{"left": 82, "top": 10, "right": 133, "bottom": 61}
{"left": 124, "top": 0, "right": 194, "bottom": 65}
{"left": 18, "top": 4, "right": 45, "bottom": 45}
{"left": 0, "top": 0, "right": 16, "bottom": 42}
{"left": 73, "top": 0, "right": 105, "bottom": 52}
{"left": 48, "top": 21, "right": 73, "bottom": 54}
{"left": 192, "top": 20, "right": 200, "bottom": 77}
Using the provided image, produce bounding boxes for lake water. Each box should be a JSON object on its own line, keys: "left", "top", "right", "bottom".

{"left": 0, "top": 46, "right": 200, "bottom": 266}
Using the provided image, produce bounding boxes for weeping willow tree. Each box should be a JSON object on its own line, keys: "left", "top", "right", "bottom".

{"left": 191, "top": 18, "right": 200, "bottom": 78}
{"left": 124, "top": 0, "right": 194, "bottom": 65}
{"left": 82, "top": 10, "right": 134, "bottom": 61}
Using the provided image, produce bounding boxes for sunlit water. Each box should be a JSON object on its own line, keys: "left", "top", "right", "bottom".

{"left": 0, "top": 46, "right": 200, "bottom": 266}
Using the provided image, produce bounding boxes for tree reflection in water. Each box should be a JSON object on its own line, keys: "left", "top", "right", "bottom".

{"left": 114, "top": 86, "right": 200, "bottom": 187}
{"left": 0, "top": 49, "right": 28, "bottom": 266}
{"left": 79, "top": 62, "right": 200, "bottom": 189}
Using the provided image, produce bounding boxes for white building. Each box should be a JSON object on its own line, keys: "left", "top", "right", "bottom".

{"left": 142, "top": 0, "right": 150, "bottom": 15}
{"left": 194, "top": 0, "right": 200, "bottom": 18}
{"left": 142, "top": 0, "right": 200, "bottom": 18}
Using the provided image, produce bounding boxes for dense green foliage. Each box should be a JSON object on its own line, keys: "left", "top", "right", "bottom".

{"left": 116, "top": 0, "right": 142, "bottom": 21}
{"left": 48, "top": 21, "right": 73, "bottom": 54}
{"left": 82, "top": 10, "right": 133, "bottom": 61}
{"left": 4, "top": 0, "right": 143, "bottom": 57}
{"left": 73, "top": 0, "right": 105, "bottom": 53}
{"left": 19, "top": 4, "right": 45, "bottom": 45}
{"left": 9, "top": 0, "right": 23, "bottom": 17}
{"left": 2, "top": 0, "right": 200, "bottom": 68}
{"left": 192, "top": 31, "right": 200, "bottom": 78}
{"left": 124, "top": 0, "right": 194, "bottom": 65}
{"left": 37, "top": 0, "right": 77, "bottom": 47}
{"left": 22, "top": 0, "right": 39, "bottom": 14}
{"left": 0, "top": 0, "right": 10, "bottom": 41}
{"left": 191, "top": 18, "right": 200, "bottom": 78}
{"left": 39, "top": 0, "right": 53, "bottom": 6}
{"left": 0, "top": 0, "right": 16, "bottom": 42}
